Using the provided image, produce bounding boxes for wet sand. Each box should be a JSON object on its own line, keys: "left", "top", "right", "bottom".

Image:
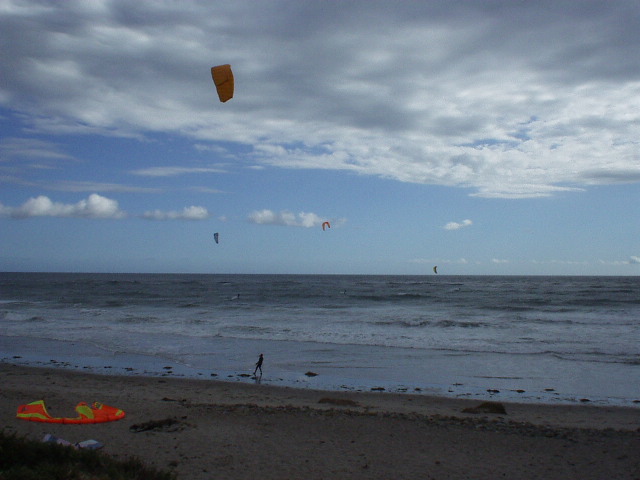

{"left": 2, "top": 363, "right": 639, "bottom": 479}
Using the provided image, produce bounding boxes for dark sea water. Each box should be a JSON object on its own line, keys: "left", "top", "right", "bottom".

{"left": 1, "top": 273, "right": 639, "bottom": 406}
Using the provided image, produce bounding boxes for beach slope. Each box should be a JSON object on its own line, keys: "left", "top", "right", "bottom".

{"left": 2, "top": 364, "right": 639, "bottom": 479}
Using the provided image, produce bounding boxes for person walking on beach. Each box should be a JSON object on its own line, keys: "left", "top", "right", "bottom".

{"left": 254, "top": 353, "right": 264, "bottom": 377}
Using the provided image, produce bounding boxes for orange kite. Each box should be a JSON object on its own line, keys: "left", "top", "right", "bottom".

{"left": 17, "top": 400, "right": 125, "bottom": 424}
{"left": 211, "top": 64, "right": 234, "bottom": 102}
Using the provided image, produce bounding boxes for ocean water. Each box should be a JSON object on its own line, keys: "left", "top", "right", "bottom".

{"left": 1, "top": 272, "right": 638, "bottom": 406}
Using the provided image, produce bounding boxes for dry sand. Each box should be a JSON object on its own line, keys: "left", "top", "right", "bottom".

{"left": 2, "top": 363, "right": 639, "bottom": 479}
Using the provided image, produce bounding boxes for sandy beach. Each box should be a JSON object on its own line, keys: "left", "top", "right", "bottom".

{"left": 2, "top": 363, "right": 639, "bottom": 479}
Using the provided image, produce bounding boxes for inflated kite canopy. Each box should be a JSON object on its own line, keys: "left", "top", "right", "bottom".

{"left": 211, "top": 64, "right": 234, "bottom": 102}
{"left": 17, "top": 400, "right": 125, "bottom": 424}
{"left": 322, "top": 221, "right": 331, "bottom": 231}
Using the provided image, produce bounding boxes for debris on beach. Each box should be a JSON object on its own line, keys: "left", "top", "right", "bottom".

{"left": 305, "top": 371, "right": 318, "bottom": 377}
{"left": 43, "top": 433, "right": 73, "bottom": 447}
{"left": 76, "top": 439, "right": 104, "bottom": 450}
{"left": 462, "top": 401, "right": 507, "bottom": 415}
{"left": 43, "top": 434, "right": 103, "bottom": 450}
{"left": 129, "top": 417, "right": 189, "bottom": 433}
{"left": 318, "top": 397, "right": 359, "bottom": 407}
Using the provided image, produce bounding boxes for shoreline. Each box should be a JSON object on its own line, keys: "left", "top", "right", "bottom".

{"left": 3, "top": 363, "right": 639, "bottom": 479}
{"left": 3, "top": 335, "right": 639, "bottom": 408}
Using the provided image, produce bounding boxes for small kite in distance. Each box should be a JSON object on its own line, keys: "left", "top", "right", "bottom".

{"left": 211, "top": 64, "right": 234, "bottom": 102}
{"left": 322, "top": 221, "right": 331, "bottom": 231}
{"left": 433, "top": 266, "right": 438, "bottom": 274}
{"left": 214, "top": 233, "right": 219, "bottom": 244}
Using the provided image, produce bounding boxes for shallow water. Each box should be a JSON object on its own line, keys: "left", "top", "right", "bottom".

{"left": 1, "top": 273, "right": 639, "bottom": 406}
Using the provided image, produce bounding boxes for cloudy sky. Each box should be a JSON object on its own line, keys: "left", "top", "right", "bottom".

{"left": 1, "top": 0, "right": 639, "bottom": 274}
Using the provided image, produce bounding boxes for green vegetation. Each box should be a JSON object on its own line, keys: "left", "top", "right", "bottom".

{"left": 0, "top": 431, "right": 176, "bottom": 480}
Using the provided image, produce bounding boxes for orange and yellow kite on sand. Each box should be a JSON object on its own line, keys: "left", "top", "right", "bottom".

{"left": 17, "top": 400, "right": 125, "bottom": 424}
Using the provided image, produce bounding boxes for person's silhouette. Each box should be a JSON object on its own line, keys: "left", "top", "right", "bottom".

{"left": 254, "top": 353, "right": 264, "bottom": 376}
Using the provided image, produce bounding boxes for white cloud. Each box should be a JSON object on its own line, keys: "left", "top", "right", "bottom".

{"left": 0, "top": 194, "right": 125, "bottom": 219}
{"left": 1, "top": 2, "right": 639, "bottom": 198}
{"left": 248, "top": 209, "right": 326, "bottom": 228}
{"left": 142, "top": 206, "right": 209, "bottom": 221}
{"left": 189, "top": 186, "right": 225, "bottom": 194}
{"left": 444, "top": 219, "right": 472, "bottom": 230}
{"left": 131, "top": 166, "right": 227, "bottom": 177}
{"left": 0, "top": 195, "right": 211, "bottom": 221}
{"left": 0, "top": 137, "right": 75, "bottom": 161}
{"left": 492, "top": 258, "right": 509, "bottom": 264}
{"left": 410, "top": 257, "right": 469, "bottom": 265}
{"left": 531, "top": 259, "right": 589, "bottom": 266}
{"left": 49, "top": 181, "right": 160, "bottom": 194}
{"left": 598, "top": 257, "right": 640, "bottom": 266}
